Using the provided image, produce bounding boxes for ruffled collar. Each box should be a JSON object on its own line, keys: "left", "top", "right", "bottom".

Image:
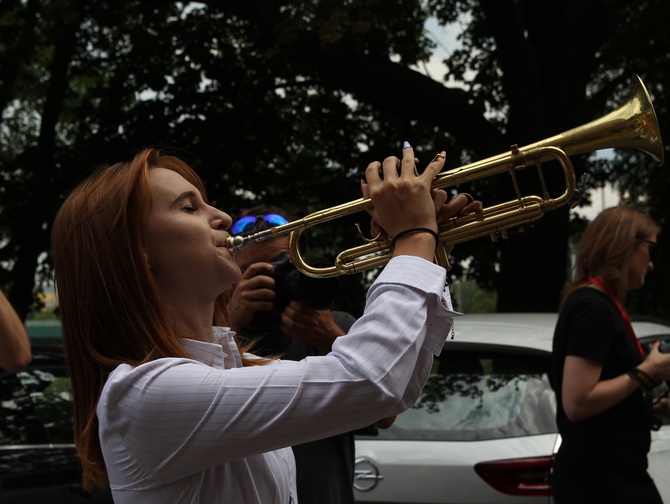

{"left": 178, "top": 326, "right": 243, "bottom": 369}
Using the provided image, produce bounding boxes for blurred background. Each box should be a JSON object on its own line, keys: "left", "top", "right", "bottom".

{"left": 1, "top": 0, "right": 668, "bottom": 332}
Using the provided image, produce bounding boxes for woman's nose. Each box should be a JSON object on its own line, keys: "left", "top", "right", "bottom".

{"left": 211, "top": 207, "right": 232, "bottom": 230}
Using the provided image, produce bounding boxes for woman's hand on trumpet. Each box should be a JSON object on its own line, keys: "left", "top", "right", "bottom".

{"left": 361, "top": 142, "right": 443, "bottom": 262}
{"left": 438, "top": 192, "right": 483, "bottom": 255}
{"left": 440, "top": 193, "right": 484, "bottom": 219}
{"left": 361, "top": 143, "right": 482, "bottom": 261}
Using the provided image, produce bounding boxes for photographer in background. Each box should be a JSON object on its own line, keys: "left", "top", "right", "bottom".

{"left": 225, "top": 205, "right": 394, "bottom": 504}
{"left": 225, "top": 206, "right": 348, "bottom": 358}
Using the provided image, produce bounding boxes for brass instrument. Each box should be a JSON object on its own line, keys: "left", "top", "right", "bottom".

{"left": 226, "top": 75, "right": 664, "bottom": 278}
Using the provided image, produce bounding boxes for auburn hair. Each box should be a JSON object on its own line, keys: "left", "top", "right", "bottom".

{"left": 560, "top": 205, "right": 660, "bottom": 309}
{"left": 52, "top": 148, "right": 261, "bottom": 491}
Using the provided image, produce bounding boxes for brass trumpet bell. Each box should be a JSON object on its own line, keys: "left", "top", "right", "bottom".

{"left": 226, "top": 75, "right": 664, "bottom": 278}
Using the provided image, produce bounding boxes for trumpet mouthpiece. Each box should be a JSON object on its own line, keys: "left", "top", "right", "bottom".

{"left": 225, "top": 229, "right": 278, "bottom": 255}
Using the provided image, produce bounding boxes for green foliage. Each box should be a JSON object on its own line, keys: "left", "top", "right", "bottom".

{"left": 1, "top": 0, "right": 669, "bottom": 319}
{"left": 451, "top": 279, "right": 496, "bottom": 313}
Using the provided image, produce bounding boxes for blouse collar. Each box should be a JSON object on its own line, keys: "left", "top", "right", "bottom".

{"left": 178, "top": 326, "right": 243, "bottom": 369}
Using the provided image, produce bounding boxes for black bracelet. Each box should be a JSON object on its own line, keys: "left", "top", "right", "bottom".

{"left": 391, "top": 227, "right": 440, "bottom": 250}
{"left": 627, "top": 367, "right": 659, "bottom": 391}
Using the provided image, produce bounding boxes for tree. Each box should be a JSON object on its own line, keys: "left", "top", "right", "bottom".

{"left": 1, "top": 0, "right": 668, "bottom": 321}
{"left": 427, "top": 0, "right": 669, "bottom": 315}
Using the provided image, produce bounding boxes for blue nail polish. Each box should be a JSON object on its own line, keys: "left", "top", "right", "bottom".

{"left": 403, "top": 141, "right": 411, "bottom": 149}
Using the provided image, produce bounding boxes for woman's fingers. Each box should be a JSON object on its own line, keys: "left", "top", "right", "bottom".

{"left": 423, "top": 151, "right": 446, "bottom": 181}
{"left": 438, "top": 193, "right": 483, "bottom": 223}
{"left": 431, "top": 189, "right": 448, "bottom": 216}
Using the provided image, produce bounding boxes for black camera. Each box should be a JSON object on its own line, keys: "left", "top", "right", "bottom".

{"left": 265, "top": 252, "right": 340, "bottom": 311}
{"left": 660, "top": 341, "right": 670, "bottom": 353}
{"left": 245, "top": 252, "right": 341, "bottom": 335}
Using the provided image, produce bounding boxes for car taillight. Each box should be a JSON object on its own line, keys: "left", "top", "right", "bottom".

{"left": 474, "top": 456, "right": 554, "bottom": 496}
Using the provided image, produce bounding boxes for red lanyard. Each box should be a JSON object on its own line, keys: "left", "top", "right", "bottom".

{"left": 584, "top": 276, "right": 644, "bottom": 356}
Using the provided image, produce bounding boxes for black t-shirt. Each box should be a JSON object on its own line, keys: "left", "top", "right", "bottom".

{"left": 551, "top": 288, "right": 651, "bottom": 458}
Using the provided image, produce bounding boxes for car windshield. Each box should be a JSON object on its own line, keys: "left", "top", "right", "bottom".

{"left": 365, "top": 349, "right": 557, "bottom": 441}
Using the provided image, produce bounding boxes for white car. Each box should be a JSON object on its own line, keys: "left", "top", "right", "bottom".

{"left": 353, "top": 313, "right": 670, "bottom": 503}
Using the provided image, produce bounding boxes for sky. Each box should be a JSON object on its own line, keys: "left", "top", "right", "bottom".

{"left": 573, "top": 184, "right": 620, "bottom": 220}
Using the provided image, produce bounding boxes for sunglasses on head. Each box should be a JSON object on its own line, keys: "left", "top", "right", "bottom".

{"left": 636, "top": 238, "right": 658, "bottom": 260}
{"left": 231, "top": 213, "right": 289, "bottom": 235}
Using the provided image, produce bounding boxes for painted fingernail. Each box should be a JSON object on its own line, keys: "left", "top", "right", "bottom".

{"left": 403, "top": 141, "right": 411, "bottom": 149}
{"left": 431, "top": 151, "right": 446, "bottom": 162}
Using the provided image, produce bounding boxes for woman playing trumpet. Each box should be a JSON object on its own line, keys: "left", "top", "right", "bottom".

{"left": 52, "top": 144, "right": 477, "bottom": 503}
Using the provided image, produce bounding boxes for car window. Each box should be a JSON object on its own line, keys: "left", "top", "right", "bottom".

{"left": 0, "top": 363, "right": 73, "bottom": 446}
{"left": 364, "top": 349, "right": 557, "bottom": 441}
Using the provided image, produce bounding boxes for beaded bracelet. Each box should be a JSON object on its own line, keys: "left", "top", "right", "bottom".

{"left": 627, "top": 367, "right": 659, "bottom": 391}
{"left": 391, "top": 227, "right": 440, "bottom": 250}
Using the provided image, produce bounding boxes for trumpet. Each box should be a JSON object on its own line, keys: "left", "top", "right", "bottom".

{"left": 226, "top": 75, "right": 664, "bottom": 278}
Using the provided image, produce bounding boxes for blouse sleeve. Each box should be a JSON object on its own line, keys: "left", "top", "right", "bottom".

{"left": 98, "top": 255, "right": 459, "bottom": 482}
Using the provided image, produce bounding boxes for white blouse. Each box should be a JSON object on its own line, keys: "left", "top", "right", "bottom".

{"left": 98, "top": 256, "right": 459, "bottom": 503}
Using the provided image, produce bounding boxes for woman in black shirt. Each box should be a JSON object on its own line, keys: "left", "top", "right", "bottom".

{"left": 551, "top": 205, "right": 670, "bottom": 503}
